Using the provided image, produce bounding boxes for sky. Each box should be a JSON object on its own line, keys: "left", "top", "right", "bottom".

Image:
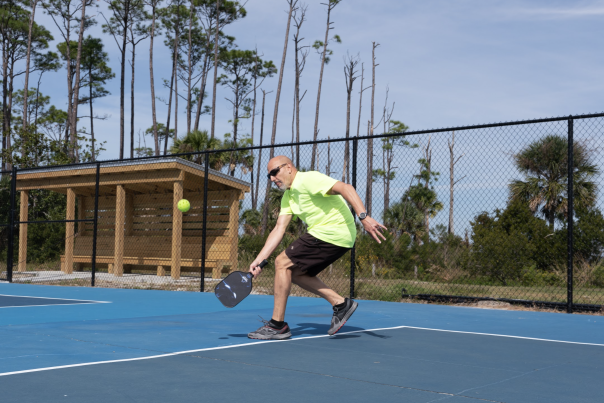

{"left": 28, "top": 0, "right": 604, "bottom": 232}
{"left": 31, "top": 0, "right": 604, "bottom": 158}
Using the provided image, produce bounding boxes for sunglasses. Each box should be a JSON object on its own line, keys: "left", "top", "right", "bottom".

{"left": 267, "top": 163, "right": 288, "bottom": 179}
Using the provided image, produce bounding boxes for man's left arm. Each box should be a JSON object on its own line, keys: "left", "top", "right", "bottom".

{"left": 328, "top": 181, "right": 387, "bottom": 243}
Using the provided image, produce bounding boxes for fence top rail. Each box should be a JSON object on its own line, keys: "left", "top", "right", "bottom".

{"left": 9, "top": 111, "right": 604, "bottom": 173}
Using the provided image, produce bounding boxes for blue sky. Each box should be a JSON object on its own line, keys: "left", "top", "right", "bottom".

{"left": 30, "top": 0, "right": 604, "bottom": 232}
{"left": 32, "top": 0, "right": 604, "bottom": 157}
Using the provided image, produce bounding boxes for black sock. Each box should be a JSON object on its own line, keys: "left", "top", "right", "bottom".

{"left": 334, "top": 299, "right": 347, "bottom": 310}
{"left": 269, "top": 319, "right": 285, "bottom": 329}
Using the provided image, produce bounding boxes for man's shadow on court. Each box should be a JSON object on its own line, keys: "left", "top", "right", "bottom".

{"left": 227, "top": 322, "right": 390, "bottom": 340}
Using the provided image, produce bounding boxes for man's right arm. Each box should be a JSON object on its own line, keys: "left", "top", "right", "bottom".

{"left": 249, "top": 214, "right": 293, "bottom": 278}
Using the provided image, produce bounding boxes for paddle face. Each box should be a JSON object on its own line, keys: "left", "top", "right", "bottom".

{"left": 215, "top": 260, "right": 267, "bottom": 308}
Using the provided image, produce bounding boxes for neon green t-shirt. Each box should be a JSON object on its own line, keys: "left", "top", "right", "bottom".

{"left": 279, "top": 171, "right": 356, "bottom": 248}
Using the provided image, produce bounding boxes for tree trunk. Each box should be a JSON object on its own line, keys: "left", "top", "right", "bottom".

{"left": 70, "top": 0, "right": 89, "bottom": 163}
{"left": 2, "top": 39, "right": 9, "bottom": 170}
{"left": 119, "top": 0, "right": 131, "bottom": 159}
{"left": 366, "top": 43, "right": 378, "bottom": 217}
{"left": 291, "top": 90, "right": 295, "bottom": 160}
{"left": 7, "top": 60, "right": 15, "bottom": 163}
{"left": 186, "top": 5, "right": 193, "bottom": 134}
{"left": 384, "top": 146, "right": 389, "bottom": 213}
{"left": 229, "top": 81, "right": 240, "bottom": 177}
{"left": 22, "top": 0, "right": 38, "bottom": 130}
{"left": 89, "top": 65, "right": 95, "bottom": 161}
{"left": 210, "top": 0, "right": 220, "bottom": 139}
{"left": 327, "top": 136, "right": 331, "bottom": 175}
{"left": 292, "top": 6, "right": 306, "bottom": 169}
{"left": 294, "top": 67, "right": 300, "bottom": 169}
{"left": 343, "top": 57, "right": 357, "bottom": 183}
{"left": 270, "top": 0, "right": 295, "bottom": 163}
{"left": 311, "top": 3, "right": 332, "bottom": 170}
{"left": 173, "top": 11, "right": 180, "bottom": 143}
{"left": 174, "top": 54, "right": 178, "bottom": 142}
{"left": 448, "top": 132, "right": 455, "bottom": 234}
{"left": 130, "top": 41, "right": 136, "bottom": 158}
{"left": 164, "top": 52, "right": 176, "bottom": 155}
{"left": 250, "top": 53, "right": 258, "bottom": 208}
{"left": 149, "top": 3, "right": 159, "bottom": 156}
{"left": 254, "top": 90, "right": 268, "bottom": 210}
{"left": 343, "top": 83, "right": 351, "bottom": 183}
{"left": 356, "top": 64, "right": 364, "bottom": 137}
{"left": 65, "top": 20, "right": 74, "bottom": 161}
{"left": 424, "top": 139, "right": 432, "bottom": 236}
{"left": 194, "top": 52, "right": 210, "bottom": 131}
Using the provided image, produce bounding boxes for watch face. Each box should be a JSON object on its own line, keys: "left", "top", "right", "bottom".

{"left": 359, "top": 213, "right": 367, "bottom": 220}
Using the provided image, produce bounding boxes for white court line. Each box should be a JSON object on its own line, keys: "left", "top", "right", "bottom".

{"left": 0, "top": 294, "right": 110, "bottom": 307}
{"left": 0, "top": 303, "right": 109, "bottom": 309}
{"left": 0, "top": 325, "right": 602, "bottom": 377}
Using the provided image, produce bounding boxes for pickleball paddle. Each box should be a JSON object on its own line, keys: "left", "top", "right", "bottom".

{"left": 214, "top": 260, "right": 268, "bottom": 308}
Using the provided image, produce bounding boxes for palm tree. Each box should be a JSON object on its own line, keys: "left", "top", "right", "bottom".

{"left": 404, "top": 184, "right": 444, "bottom": 239}
{"left": 170, "top": 130, "right": 224, "bottom": 169}
{"left": 221, "top": 134, "right": 254, "bottom": 177}
{"left": 383, "top": 199, "right": 425, "bottom": 242}
{"left": 509, "top": 135, "right": 599, "bottom": 228}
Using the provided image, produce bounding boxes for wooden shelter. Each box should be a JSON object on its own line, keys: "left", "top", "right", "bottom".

{"left": 15, "top": 158, "right": 250, "bottom": 279}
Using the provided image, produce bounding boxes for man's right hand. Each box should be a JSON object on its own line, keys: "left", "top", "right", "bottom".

{"left": 361, "top": 216, "right": 388, "bottom": 244}
{"left": 249, "top": 259, "right": 265, "bottom": 279}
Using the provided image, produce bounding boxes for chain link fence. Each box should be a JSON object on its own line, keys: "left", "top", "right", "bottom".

{"left": 3, "top": 112, "right": 604, "bottom": 313}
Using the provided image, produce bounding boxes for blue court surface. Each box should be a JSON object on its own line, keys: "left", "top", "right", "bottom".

{"left": 0, "top": 283, "right": 602, "bottom": 403}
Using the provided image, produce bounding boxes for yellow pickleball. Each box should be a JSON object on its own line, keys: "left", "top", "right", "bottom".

{"left": 177, "top": 199, "right": 190, "bottom": 213}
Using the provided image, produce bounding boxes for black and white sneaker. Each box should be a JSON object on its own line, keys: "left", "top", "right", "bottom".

{"left": 328, "top": 298, "right": 358, "bottom": 336}
{"left": 247, "top": 320, "right": 292, "bottom": 340}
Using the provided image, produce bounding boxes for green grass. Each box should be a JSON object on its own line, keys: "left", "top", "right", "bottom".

{"left": 7, "top": 257, "right": 604, "bottom": 306}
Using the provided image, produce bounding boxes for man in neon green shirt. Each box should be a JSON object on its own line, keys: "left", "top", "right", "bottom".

{"left": 247, "top": 155, "right": 387, "bottom": 340}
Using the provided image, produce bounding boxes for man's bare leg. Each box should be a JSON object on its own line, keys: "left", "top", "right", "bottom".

{"left": 272, "top": 252, "right": 295, "bottom": 322}
{"left": 272, "top": 251, "right": 346, "bottom": 322}
{"left": 291, "top": 271, "right": 345, "bottom": 306}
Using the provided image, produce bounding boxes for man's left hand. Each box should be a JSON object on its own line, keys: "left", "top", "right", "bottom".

{"left": 361, "top": 216, "right": 388, "bottom": 243}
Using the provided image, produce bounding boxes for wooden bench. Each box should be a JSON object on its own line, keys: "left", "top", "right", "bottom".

{"left": 61, "top": 235, "right": 235, "bottom": 279}
{"left": 60, "top": 189, "right": 240, "bottom": 280}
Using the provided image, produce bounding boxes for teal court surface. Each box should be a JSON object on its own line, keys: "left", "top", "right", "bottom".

{"left": 0, "top": 282, "right": 602, "bottom": 403}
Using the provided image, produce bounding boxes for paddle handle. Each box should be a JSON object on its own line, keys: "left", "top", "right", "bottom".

{"left": 247, "top": 260, "right": 268, "bottom": 279}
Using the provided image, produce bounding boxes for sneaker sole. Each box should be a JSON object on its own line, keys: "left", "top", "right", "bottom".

{"left": 247, "top": 332, "right": 292, "bottom": 340}
{"left": 328, "top": 300, "right": 358, "bottom": 336}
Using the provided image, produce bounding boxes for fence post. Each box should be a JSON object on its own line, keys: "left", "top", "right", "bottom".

{"left": 567, "top": 117, "right": 574, "bottom": 314}
{"left": 91, "top": 163, "right": 100, "bottom": 287}
{"left": 350, "top": 137, "right": 358, "bottom": 299}
{"left": 201, "top": 152, "right": 210, "bottom": 292}
{"left": 6, "top": 166, "right": 17, "bottom": 283}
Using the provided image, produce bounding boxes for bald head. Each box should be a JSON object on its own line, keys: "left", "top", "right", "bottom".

{"left": 267, "top": 155, "right": 297, "bottom": 190}
{"left": 268, "top": 155, "right": 293, "bottom": 168}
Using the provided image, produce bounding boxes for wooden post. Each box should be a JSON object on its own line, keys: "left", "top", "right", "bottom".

{"left": 124, "top": 193, "right": 134, "bottom": 274}
{"left": 18, "top": 190, "right": 29, "bottom": 272}
{"left": 114, "top": 185, "right": 125, "bottom": 277}
{"left": 171, "top": 180, "right": 183, "bottom": 279}
{"left": 75, "top": 196, "right": 86, "bottom": 271}
{"left": 64, "top": 188, "right": 76, "bottom": 274}
{"left": 157, "top": 265, "right": 166, "bottom": 276}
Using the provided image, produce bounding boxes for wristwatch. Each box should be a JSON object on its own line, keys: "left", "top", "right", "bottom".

{"left": 358, "top": 212, "right": 367, "bottom": 221}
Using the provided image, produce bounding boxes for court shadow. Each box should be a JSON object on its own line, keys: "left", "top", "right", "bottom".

{"left": 227, "top": 323, "right": 391, "bottom": 339}
{"left": 291, "top": 323, "right": 391, "bottom": 339}
{"left": 329, "top": 334, "right": 360, "bottom": 340}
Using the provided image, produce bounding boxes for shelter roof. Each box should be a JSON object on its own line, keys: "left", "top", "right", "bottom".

{"left": 15, "top": 157, "right": 251, "bottom": 196}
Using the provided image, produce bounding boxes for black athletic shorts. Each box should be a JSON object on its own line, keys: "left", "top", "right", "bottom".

{"left": 284, "top": 233, "right": 351, "bottom": 277}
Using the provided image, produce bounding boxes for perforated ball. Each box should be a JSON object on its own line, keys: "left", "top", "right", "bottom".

{"left": 177, "top": 199, "right": 190, "bottom": 213}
